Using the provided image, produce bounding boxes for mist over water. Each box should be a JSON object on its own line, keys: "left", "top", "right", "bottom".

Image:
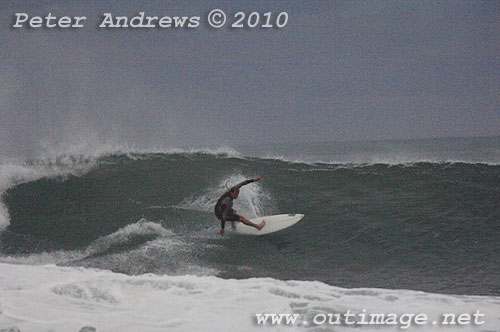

{"left": 2, "top": 1, "right": 499, "bottom": 159}
{"left": 237, "top": 136, "right": 500, "bottom": 165}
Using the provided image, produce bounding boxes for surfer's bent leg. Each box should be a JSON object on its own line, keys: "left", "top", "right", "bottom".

{"left": 219, "top": 212, "right": 238, "bottom": 236}
{"left": 239, "top": 216, "right": 266, "bottom": 230}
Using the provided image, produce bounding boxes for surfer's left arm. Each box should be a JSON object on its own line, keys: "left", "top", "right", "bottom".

{"left": 232, "top": 176, "right": 261, "bottom": 191}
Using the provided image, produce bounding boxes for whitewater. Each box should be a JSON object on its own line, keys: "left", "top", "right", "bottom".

{"left": 1, "top": 263, "right": 499, "bottom": 332}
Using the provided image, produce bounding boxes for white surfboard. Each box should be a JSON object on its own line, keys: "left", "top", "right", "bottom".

{"left": 233, "top": 214, "right": 304, "bottom": 236}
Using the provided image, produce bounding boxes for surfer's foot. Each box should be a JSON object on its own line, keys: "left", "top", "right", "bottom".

{"left": 257, "top": 220, "right": 266, "bottom": 230}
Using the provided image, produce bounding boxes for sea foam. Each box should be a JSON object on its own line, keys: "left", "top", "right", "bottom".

{"left": 0, "top": 263, "right": 499, "bottom": 332}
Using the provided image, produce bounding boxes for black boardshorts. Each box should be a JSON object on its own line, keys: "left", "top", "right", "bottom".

{"left": 224, "top": 211, "right": 240, "bottom": 222}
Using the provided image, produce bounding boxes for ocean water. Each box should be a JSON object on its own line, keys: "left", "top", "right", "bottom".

{"left": 0, "top": 136, "right": 499, "bottom": 331}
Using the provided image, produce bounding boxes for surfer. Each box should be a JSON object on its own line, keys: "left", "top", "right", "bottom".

{"left": 215, "top": 176, "right": 266, "bottom": 237}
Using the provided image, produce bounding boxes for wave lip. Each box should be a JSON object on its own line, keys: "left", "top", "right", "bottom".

{"left": 0, "top": 143, "right": 243, "bottom": 231}
{"left": 245, "top": 153, "right": 500, "bottom": 167}
{"left": 0, "top": 141, "right": 124, "bottom": 231}
{"left": 0, "top": 161, "right": 96, "bottom": 231}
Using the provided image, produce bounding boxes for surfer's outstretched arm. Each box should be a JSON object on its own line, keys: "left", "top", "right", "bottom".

{"left": 231, "top": 176, "right": 261, "bottom": 192}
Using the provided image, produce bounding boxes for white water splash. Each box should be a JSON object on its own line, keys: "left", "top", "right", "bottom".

{"left": 177, "top": 173, "right": 274, "bottom": 219}
{"left": 0, "top": 263, "right": 499, "bottom": 332}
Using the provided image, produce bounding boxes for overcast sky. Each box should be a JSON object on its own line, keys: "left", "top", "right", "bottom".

{"left": 0, "top": 1, "right": 499, "bottom": 156}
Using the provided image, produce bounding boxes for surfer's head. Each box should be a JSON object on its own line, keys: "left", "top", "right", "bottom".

{"left": 230, "top": 188, "right": 240, "bottom": 199}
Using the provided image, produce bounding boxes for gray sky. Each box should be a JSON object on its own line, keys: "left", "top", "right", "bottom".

{"left": 0, "top": 1, "right": 499, "bottom": 156}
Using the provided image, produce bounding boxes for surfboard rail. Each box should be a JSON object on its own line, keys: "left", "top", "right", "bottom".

{"left": 233, "top": 213, "right": 304, "bottom": 236}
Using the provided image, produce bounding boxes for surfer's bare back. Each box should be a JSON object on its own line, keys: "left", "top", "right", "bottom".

{"left": 214, "top": 176, "right": 266, "bottom": 237}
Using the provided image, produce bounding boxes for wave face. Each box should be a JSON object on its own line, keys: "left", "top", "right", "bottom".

{"left": 1, "top": 137, "right": 499, "bottom": 298}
